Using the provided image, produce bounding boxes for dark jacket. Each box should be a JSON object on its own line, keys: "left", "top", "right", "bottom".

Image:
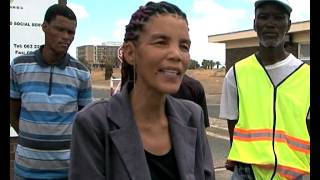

{"left": 172, "top": 75, "right": 209, "bottom": 127}
{"left": 69, "top": 84, "right": 215, "bottom": 180}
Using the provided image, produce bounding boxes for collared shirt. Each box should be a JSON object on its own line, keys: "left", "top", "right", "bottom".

{"left": 10, "top": 46, "right": 93, "bottom": 179}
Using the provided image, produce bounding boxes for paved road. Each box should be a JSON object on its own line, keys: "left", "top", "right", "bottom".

{"left": 206, "top": 133, "right": 232, "bottom": 179}
{"left": 207, "top": 104, "right": 220, "bottom": 118}
{"left": 92, "top": 88, "right": 110, "bottom": 100}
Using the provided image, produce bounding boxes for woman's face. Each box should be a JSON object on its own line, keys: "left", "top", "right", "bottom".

{"left": 126, "top": 14, "right": 190, "bottom": 95}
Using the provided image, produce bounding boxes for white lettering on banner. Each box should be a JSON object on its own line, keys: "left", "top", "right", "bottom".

{"left": 10, "top": 21, "right": 42, "bottom": 27}
{"left": 10, "top": 0, "right": 58, "bottom": 62}
{"left": 10, "top": 6, "right": 24, "bottom": 10}
{"left": 13, "top": 43, "right": 41, "bottom": 55}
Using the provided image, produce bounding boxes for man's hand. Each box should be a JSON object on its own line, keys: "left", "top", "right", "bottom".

{"left": 225, "top": 160, "right": 237, "bottom": 171}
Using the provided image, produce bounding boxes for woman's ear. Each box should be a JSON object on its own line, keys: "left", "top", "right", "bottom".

{"left": 122, "top": 42, "right": 135, "bottom": 65}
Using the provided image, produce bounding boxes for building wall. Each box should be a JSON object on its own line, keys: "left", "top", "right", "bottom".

{"left": 208, "top": 21, "right": 309, "bottom": 71}
{"left": 77, "top": 45, "right": 120, "bottom": 69}
{"left": 77, "top": 45, "right": 95, "bottom": 64}
{"left": 95, "top": 45, "right": 107, "bottom": 65}
{"left": 226, "top": 47, "right": 259, "bottom": 71}
{"left": 105, "top": 46, "right": 120, "bottom": 67}
{"left": 285, "top": 42, "right": 299, "bottom": 57}
{"left": 88, "top": 46, "right": 95, "bottom": 63}
{"left": 225, "top": 42, "right": 298, "bottom": 71}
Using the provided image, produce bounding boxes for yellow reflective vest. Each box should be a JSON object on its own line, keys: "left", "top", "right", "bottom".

{"left": 228, "top": 54, "right": 310, "bottom": 179}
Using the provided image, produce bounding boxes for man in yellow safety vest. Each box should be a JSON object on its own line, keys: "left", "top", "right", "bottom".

{"left": 219, "top": 0, "right": 310, "bottom": 179}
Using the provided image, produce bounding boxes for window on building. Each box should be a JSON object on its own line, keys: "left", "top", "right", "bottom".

{"left": 299, "top": 43, "right": 310, "bottom": 64}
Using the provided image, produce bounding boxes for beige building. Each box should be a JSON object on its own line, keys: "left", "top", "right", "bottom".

{"left": 76, "top": 42, "right": 121, "bottom": 69}
{"left": 102, "top": 42, "right": 120, "bottom": 67}
{"left": 77, "top": 45, "right": 95, "bottom": 64}
{"left": 208, "top": 20, "right": 310, "bottom": 70}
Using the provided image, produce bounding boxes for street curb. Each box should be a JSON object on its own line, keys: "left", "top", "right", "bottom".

{"left": 208, "top": 117, "right": 229, "bottom": 137}
{"left": 207, "top": 126, "right": 229, "bottom": 138}
{"left": 92, "top": 85, "right": 109, "bottom": 89}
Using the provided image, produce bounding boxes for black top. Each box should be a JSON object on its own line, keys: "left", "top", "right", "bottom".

{"left": 172, "top": 74, "right": 209, "bottom": 127}
{"left": 145, "top": 149, "right": 181, "bottom": 180}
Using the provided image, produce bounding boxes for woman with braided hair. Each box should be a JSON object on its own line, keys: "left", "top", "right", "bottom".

{"left": 69, "top": 1, "right": 215, "bottom": 180}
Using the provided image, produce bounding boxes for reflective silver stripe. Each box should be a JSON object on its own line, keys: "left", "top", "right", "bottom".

{"left": 234, "top": 130, "right": 309, "bottom": 152}
{"left": 277, "top": 165, "right": 307, "bottom": 179}
{"left": 275, "top": 133, "right": 310, "bottom": 151}
{"left": 233, "top": 131, "right": 272, "bottom": 139}
{"left": 256, "top": 164, "right": 308, "bottom": 179}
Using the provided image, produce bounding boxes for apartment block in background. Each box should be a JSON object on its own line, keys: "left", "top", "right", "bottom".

{"left": 76, "top": 42, "right": 121, "bottom": 69}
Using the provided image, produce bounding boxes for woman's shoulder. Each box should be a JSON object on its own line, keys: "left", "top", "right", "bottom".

{"left": 80, "top": 99, "right": 109, "bottom": 111}
{"left": 76, "top": 100, "right": 110, "bottom": 121}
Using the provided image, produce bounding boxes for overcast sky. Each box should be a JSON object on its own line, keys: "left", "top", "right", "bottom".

{"left": 67, "top": 0, "right": 310, "bottom": 65}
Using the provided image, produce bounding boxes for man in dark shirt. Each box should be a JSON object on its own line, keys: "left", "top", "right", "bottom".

{"left": 172, "top": 74, "right": 210, "bottom": 128}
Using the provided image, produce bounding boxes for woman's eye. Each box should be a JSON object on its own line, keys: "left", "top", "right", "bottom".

{"left": 155, "top": 41, "right": 166, "bottom": 45}
{"left": 181, "top": 44, "right": 190, "bottom": 51}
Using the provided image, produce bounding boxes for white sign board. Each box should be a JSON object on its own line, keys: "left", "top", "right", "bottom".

{"left": 10, "top": 0, "right": 57, "bottom": 62}
{"left": 10, "top": 0, "right": 57, "bottom": 137}
{"left": 10, "top": 126, "right": 18, "bottom": 137}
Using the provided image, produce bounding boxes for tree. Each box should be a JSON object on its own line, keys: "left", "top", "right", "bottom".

{"left": 209, "top": 60, "right": 215, "bottom": 69}
{"left": 216, "top": 61, "right": 221, "bottom": 69}
{"left": 202, "top": 59, "right": 209, "bottom": 69}
{"left": 105, "top": 59, "right": 113, "bottom": 80}
{"left": 188, "top": 59, "right": 200, "bottom": 69}
{"left": 202, "top": 59, "right": 218, "bottom": 69}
